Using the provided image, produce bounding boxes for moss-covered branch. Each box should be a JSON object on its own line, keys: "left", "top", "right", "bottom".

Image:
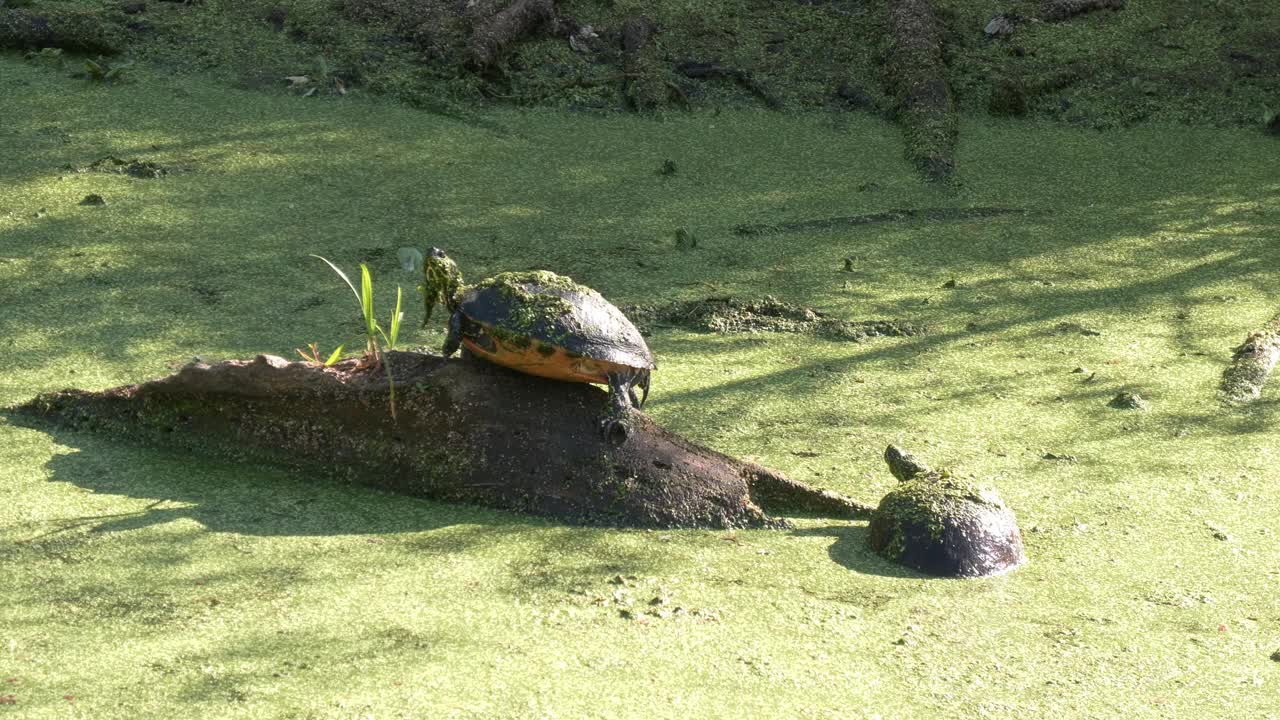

{"left": 0, "top": 6, "right": 125, "bottom": 54}
{"left": 884, "top": 0, "right": 956, "bottom": 183}
{"left": 1219, "top": 313, "right": 1280, "bottom": 405}
{"left": 1040, "top": 0, "right": 1125, "bottom": 23}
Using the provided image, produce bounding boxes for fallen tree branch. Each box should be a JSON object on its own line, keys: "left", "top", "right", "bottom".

{"left": 9, "top": 352, "right": 869, "bottom": 529}
{"left": 1219, "top": 312, "right": 1280, "bottom": 404}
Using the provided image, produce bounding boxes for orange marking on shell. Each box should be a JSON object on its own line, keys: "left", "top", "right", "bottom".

{"left": 462, "top": 337, "right": 631, "bottom": 384}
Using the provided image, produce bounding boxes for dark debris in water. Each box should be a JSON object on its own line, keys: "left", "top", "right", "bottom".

{"left": 64, "top": 155, "right": 171, "bottom": 179}
{"left": 623, "top": 296, "right": 925, "bottom": 342}
{"left": 1108, "top": 391, "right": 1150, "bottom": 410}
{"left": 732, "top": 207, "right": 1024, "bottom": 236}
{"left": 1054, "top": 321, "right": 1102, "bottom": 336}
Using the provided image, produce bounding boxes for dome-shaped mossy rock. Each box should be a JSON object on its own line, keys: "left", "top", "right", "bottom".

{"left": 867, "top": 446, "right": 1027, "bottom": 577}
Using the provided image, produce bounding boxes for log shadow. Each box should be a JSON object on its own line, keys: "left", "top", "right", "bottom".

{"left": 4, "top": 418, "right": 516, "bottom": 543}
{"left": 790, "top": 524, "right": 925, "bottom": 579}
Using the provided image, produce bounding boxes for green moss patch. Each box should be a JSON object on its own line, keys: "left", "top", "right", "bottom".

{"left": 624, "top": 297, "right": 925, "bottom": 342}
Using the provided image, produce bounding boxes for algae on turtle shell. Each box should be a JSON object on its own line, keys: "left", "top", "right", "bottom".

{"left": 470, "top": 270, "right": 588, "bottom": 345}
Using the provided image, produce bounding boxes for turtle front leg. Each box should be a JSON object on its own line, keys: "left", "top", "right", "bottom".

{"left": 600, "top": 372, "right": 638, "bottom": 445}
{"left": 442, "top": 311, "right": 463, "bottom": 357}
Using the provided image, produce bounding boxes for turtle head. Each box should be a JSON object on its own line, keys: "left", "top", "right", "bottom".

{"left": 884, "top": 445, "right": 930, "bottom": 483}
{"left": 420, "top": 247, "right": 463, "bottom": 327}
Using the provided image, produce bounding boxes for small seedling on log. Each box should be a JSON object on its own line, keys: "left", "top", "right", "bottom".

{"left": 312, "top": 255, "right": 404, "bottom": 418}
{"left": 295, "top": 342, "right": 344, "bottom": 367}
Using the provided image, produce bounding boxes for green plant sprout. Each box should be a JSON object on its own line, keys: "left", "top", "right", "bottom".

{"left": 295, "top": 342, "right": 345, "bottom": 367}
{"left": 83, "top": 57, "right": 133, "bottom": 84}
{"left": 312, "top": 255, "right": 404, "bottom": 419}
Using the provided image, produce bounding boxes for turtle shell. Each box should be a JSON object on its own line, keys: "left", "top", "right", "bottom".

{"left": 459, "top": 271, "right": 655, "bottom": 372}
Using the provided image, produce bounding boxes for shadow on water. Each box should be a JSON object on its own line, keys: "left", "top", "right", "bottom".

{"left": 2, "top": 409, "right": 927, "bottom": 580}
{"left": 2, "top": 412, "right": 524, "bottom": 542}
{"left": 790, "top": 523, "right": 926, "bottom": 580}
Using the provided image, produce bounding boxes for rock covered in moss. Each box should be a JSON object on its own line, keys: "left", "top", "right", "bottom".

{"left": 868, "top": 446, "right": 1026, "bottom": 577}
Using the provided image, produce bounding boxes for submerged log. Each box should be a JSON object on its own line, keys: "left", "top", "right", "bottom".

{"left": 10, "top": 352, "right": 870, "bottom": 529}
{"left": 1219, "top": 313, "right": 1280, "bottom": 404}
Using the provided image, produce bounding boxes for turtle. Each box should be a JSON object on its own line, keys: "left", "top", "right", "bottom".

{"left": 868, "top": 446, "right": 1027, "bottom": 578}
{"left": 419, "top": 247, "right": 655, "bottom": 443}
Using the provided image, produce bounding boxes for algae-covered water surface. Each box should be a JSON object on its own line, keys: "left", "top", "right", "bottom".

{"left": 1, "top": 57, "right": 1278, "bottom": 719}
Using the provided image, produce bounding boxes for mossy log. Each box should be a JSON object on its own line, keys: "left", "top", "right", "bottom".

{"left": 619, "top": 15, "right": 667, "bottom": 111}
{"left": 884, "top": 0, "right": 956, "bottom": 183}
{"left": 1219, "top": 313, "right": 1280, "bottom": 404}
{"left": 467, "top": 0, "right": 556, "bottom": 69}
{"left": 10, "top": 352, "right": 871, "bottom": 529}
{"left": 1040, "top": 0, "right": 1125, "bottom": 23}
{"left": 0, "top": 7, "right": 125, "bottom": 54}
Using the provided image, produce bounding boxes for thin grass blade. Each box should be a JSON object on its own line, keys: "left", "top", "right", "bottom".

{"left": 311, "top": 255, "right": 361, "bottom": 306}
{"left": 360, "top": 264, "right": 376, "bottom": 334}
{"left": 388, "top": 286, "right": 403, "bottom": 350}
